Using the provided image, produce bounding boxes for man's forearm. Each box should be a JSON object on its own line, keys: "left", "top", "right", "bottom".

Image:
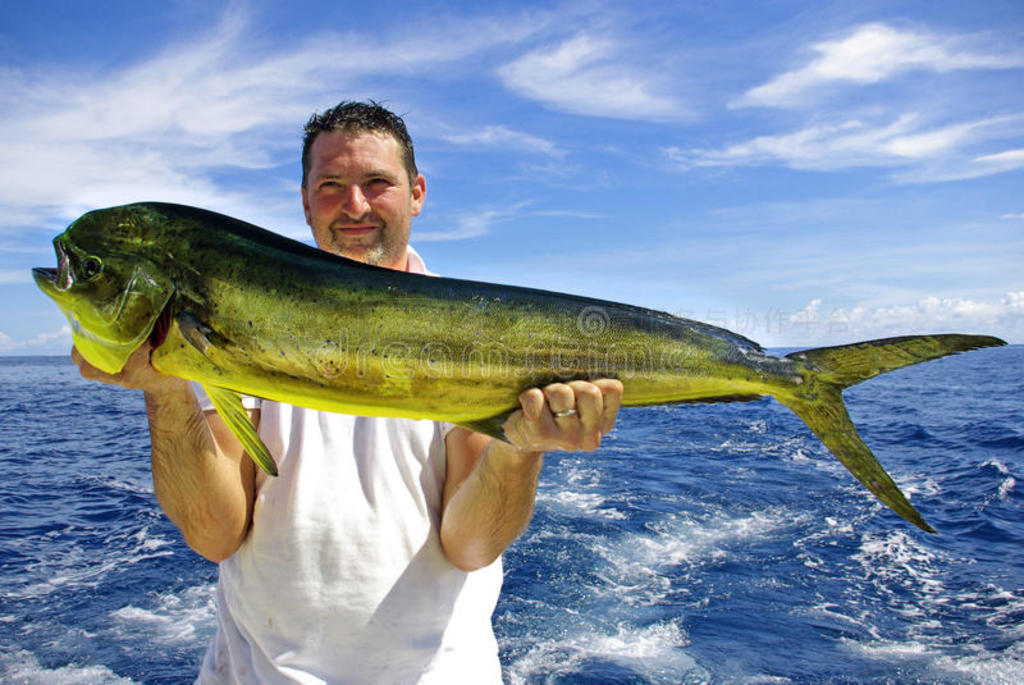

{"left": 440, "top": 440, "right": 543, "bottom": 572}
{"left": 145, "top": 381, "right": 253, "bottom": 562}
{"left": 439, "top": 379, "right": 623, "bottom": 572}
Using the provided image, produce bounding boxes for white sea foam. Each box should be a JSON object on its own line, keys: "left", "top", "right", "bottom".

{"left": 852, "top": 530, "right": 946, "bottom": 596}
{"left": 931, "top": 643, "right": 1024, "bottom": 685}
{"left": 588, "top": 507, "right": 804, "bottom": 608}
{"left": 980, "top": 458, "right": 1017, "bottom": 505}
{"left": 997, "top": 475, "right": 1016, "bottom": 500}
{"left": 841, "top": 532, "right": 1024, "bottom": 683}
{"left": 747, "top": 419, "right": 768, "bottom": 434}
{"left": 900, "top": 474, "right": 942, "bottom": 498}
{"left": 792, "top": 514, "right": 861, "bottom": 564}
{"left": 787, "top": 447, "right": 814, "bottom": 463}
{"left": 11, "top": 527, "right": 176, "bottom": 600}
{"left": 537, "top": 460, "right": 628, "bottom": 518}
{"left": 636, "top": 507, "right": 803, "bottom": 568}
{"left": 955, "top": 583, "right": 1024, "bottom": 640}
{"left": 77, "top": 472, "right": 154, "bottom": 496}
{"left": 545, "top": 489, "right": 609, "bottom": 513}
{"left": 842, "top": 636, "right": 931, "bottom": 659}
{"left": 713, "top": 437, "right": 760, "bottom": 453}
{"left": 0, "top": 649, "right": 136, "bottom": 685}
{"left": 109, "top": 584, "right": 216, "bottom": 646}
{"left": 505, "top": 621, "right": 708, "bottom": 684}
{"left": 842, "top": 636, "right": 1024, "bottom": 684}
{"left": 984, "top": 458, "right": 1010, "bottom": 476}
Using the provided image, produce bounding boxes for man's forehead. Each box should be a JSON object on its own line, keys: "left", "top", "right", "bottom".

{"left": 311, "top": 129, "right": 402, "bottom": 159}
{"left": 308, "top": 130, "right": 404, "bottom": 182}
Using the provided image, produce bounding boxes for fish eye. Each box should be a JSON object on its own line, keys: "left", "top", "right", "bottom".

{"left": 80, "top": 256, "right": 103, "bottom": 281}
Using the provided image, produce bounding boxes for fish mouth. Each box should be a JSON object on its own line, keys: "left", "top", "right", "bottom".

{"left": 32, "top": 266, "right": 68, "bottom": 301}
{"left": 32, "top": 267, "right": 58, "bottom": 287}
{"left": 34, "top": 238, "right": 74, "bottom": 293}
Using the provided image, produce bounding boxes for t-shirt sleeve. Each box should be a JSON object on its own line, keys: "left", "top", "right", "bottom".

{"left": 439, "top": 421, "right": 460, "bottom": 440}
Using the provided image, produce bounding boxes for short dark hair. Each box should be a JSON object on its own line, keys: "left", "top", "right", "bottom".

{"left": 301, "top": 100, "right": 418, "bottom": 188}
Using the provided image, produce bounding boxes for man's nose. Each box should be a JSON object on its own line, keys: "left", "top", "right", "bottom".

{"left": 341, "top": 184, "right": 370, "bottom": 217}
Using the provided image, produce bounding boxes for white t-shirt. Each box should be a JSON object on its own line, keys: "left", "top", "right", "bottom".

{"left": 195, "top": 248, "right": 504, "bottom": 684}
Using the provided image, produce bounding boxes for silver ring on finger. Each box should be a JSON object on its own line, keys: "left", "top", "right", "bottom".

{"left": 553, "top": 408, "right": 577, "bottom": 418}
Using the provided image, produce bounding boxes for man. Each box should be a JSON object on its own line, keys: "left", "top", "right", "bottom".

{"left": 74, "top": 101, "right": 623, "bottom": 682}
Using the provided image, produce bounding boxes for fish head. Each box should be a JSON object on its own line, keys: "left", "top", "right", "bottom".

{"left": 33, "top": 204, "right": 175, "bottom": 374}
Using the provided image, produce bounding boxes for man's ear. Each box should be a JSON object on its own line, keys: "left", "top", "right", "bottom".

{"left": 411, "top": 174, "right": 426, "bottom": 217}
{"left": 301, "top": 185, "right": 312, "bottom": 226}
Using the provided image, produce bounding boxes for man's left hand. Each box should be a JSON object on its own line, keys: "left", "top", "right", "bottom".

{"left": 502, "top": 379, "right": 624, "bottom": 454}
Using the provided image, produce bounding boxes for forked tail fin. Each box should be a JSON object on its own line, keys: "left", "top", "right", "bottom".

{"left": 778, "top": 334, "right": 1006, "bottom": 533}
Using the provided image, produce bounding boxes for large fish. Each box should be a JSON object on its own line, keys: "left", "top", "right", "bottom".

{"left": 33, "top": 202, "right": 1006, "bottom": 532}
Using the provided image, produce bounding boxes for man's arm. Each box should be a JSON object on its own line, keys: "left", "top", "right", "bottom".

{"left": 440, "top": 379, "right": 623, "bottom": 572}
{"left": 73, "top": 345, "right": 256, "bottom": 562}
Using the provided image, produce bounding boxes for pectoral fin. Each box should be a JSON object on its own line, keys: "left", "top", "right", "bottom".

{"left": 178, "top": 311, "right": 215, "bottom": 357}
{"left": 203, "top": 383, "right": 279, "bottom": 477}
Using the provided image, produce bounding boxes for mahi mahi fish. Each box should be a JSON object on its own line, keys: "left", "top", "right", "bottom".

{"left": 33, "top": 202, "right": 1007, "bottom": 532}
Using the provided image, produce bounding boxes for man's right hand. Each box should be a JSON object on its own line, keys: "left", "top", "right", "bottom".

{"left": 72, "top": 343, "right": 188, "bottom": 396}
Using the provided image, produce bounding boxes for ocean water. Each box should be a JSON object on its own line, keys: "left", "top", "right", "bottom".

{"left": 1, "top": 346, "right": 1021, "bottom": 684}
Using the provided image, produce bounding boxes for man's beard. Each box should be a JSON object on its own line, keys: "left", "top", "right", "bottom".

{"left": 335, "top": 224, "right": 402, "bottom": 267}
{"left": 358, "top": 240, "right": 389, "bottom": 266}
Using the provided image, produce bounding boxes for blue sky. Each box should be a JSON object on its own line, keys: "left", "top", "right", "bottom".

{"left": 2, "top": 0, "right": 1022, "bottom": 353}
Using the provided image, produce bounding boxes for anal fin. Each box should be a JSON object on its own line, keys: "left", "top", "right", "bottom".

{"left": 203, "top": 383, "right": 279, "bottom": 477}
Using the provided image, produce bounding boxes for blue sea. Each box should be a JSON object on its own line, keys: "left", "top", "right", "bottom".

{"left": 2, "top": 347, "right": 1022, "bottom": 684}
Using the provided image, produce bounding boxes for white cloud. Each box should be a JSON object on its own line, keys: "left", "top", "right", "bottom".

{"left": 788, "top": 299, "right": 824, "bottom": 327}
{"left": 415, "top": 202, "right": 533, "bottom": 242}
{"left": 665, "top": 113, "right": 1024, "bottom": 179}
{"left": 972, "top": 148, "right": 1024, "bottom": 172}
{"left": 530, "top": 209, "right": 604, "bottom": 220}
{"left": 497, "top": 34, "right": 690, "bottom": 120}
{"left": 0, "top": 7, "right": 552, "bottom": 237}
{"left": 762, "top": 292, "right": 1024, "bottom": 345}
{"left": 415, "top": 211, "right": 505, "bottom": 242}
{"left": 893, "top": 143, "right": 1024, "bottom": 183}
{"left": 441, "top": 125, "right": 562, "bottom": 156}
{"left": 0, "top": 270, "right": 30, "bottom": 285}
{"left": 0, "top": 325, "right": 71, "bottom": 355}
{"left": 734, "top": 23, "right": 1024, "bottom": 108}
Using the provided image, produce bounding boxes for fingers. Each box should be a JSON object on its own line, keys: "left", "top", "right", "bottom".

{"left": 510, "top": 378, "right": 624, "bottom": 453}
{"left": 517, "top": 387, "right": 546, "bottom": 422}
{"left": 72, "top": 345, "right": 112, "bottom": 383}
{"left": 70, "top": 343, "right": 180, "bottom": 393}
{"left": 592, "top": 378, "right": 624, "bottom": 434}
{"left": 75, "top": 354, "right": 124, "bottom": 386}
{"left": 562, "top": 381, "right": 602, "bottom": 451}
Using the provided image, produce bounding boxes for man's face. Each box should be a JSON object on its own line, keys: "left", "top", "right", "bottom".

{"left": 302, "top": 129, "right": 425, "bottom": 270}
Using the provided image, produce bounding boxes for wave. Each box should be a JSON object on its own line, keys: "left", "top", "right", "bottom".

{"left": 504, "top": 621, "right": 708, "bottom": 684}
{"left": 110, "top": 584, "right": 217, "bottom": 646}
{"left": 0, "top": 650, "right": 137, "bottom": 685}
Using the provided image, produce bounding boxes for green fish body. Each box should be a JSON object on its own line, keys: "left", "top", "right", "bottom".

{"left": 33, "top": 202, "right": 1007, "bottom": 532}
